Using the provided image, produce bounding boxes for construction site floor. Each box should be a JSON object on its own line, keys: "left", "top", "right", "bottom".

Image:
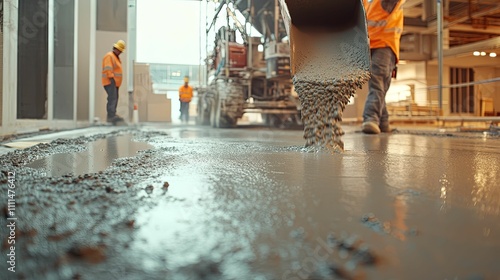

{"left": 1, "top": 123, "right": 499, "bottom": 280}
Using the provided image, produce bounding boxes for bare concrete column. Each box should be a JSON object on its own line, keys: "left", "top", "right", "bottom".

{"left": 77, "top": 0, "right": 91, "bottom": 121}
{"left": 127, "top": 0, "right": 137, "bottom": 121}
{"left": 2, "top": 0, "right": 19, "bottom": 134}
{"left": 48, "top": 0, "right": 54, "bottom": 121}
{"left": 89, "top": 0, "right": 96, "bottom": 123}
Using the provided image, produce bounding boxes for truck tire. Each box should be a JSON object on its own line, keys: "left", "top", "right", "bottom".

{"left": 214, "top": 96, "right": 237, "bottom": 128}
{"left": 196, "top": 95, "right": 211, "bottom": 125}
{"left": 210, "top": 80, "right": 241, "bottom": 128}
{"left": 210, "top": 94, "right": 217, "bottom": 127}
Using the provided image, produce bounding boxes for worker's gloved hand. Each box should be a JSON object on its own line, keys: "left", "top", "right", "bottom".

{"left": 109, "top": 78, "right": 115, "bottom": 85}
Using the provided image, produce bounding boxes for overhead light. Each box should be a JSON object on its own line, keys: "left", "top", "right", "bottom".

{"left": 399, "top": 60, "right": 408, "bottom": 64}
{"left": 481, "top": 52, "right": 487, "bottom": 56}
{"left": 473, "top": 51, "right": 480, "bottom": 56}
{"left": 490, "top": 52, "right": 497, "bottom": 57}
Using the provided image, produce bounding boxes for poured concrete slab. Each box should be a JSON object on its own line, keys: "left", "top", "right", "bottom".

{"left": 26, "top": 134, "right": 152, "bottom": 177}
{"left": 1, "top": 124, "right": 499, "bottom": 279}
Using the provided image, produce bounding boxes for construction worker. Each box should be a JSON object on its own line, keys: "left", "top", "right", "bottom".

{"left": 362, "top": 0, "right": 404, "bottom": 134}
{"left": 102, "top": 40, "right": 126, "bottom": 124}
{"left": 179, "top": 76, "right": 194, "bottom": 123}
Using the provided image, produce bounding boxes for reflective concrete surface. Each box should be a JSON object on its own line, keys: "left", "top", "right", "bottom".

{"left": 131, "top": 126, "right": 500, "bottom": 279}
{"left": 26, "top": 134, "right": 152, "bottom": 177}
{"left": 2, "top": 124, "right": 499, "bottom": 280}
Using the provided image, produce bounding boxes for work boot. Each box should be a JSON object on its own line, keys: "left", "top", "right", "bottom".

{"left": 379, "top": 123, "right": 392, "bottom": 133}
{"left": 107, "top": 115, "right": 124, "bottom": 123}
{"left": 362, "top": 121, "right": 381, "bottom": 134}
{"left": 114, "top": 115, "right": 124, "bottom": 122}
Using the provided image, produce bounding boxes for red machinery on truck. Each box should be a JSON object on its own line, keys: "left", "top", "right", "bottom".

{"left": 197, "top": 0, "right": 369, "bottom": 128}
{"left": 197, "top": 0, "right": 301, "bottom": 128}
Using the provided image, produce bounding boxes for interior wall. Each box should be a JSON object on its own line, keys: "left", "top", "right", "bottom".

{"left": 413, "top": 62, "right": 428, "bottom": 105}
{"left": 388, "top": 63, "right": 421, "bottom": 104}
{"left": 77, "top": 0, "right": 90, "bottom": 121}
{"left": 474, "top": 67, "right": 496, "bottom": 101}
{"left": 97, "top": 0, "right": 127, "bottom": 32}
{"left": 474, "top": 67, "right": 498, "bottom": 115}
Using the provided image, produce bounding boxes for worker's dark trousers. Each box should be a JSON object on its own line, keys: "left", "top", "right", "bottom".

{"left": 180, "top": 102, "right": 190, "bottom": 123}
{"left": 104, "top": 78, "right": 119, "bottom": 120}
{"left": 363, "top": 47, "right": 396, "bottom": 127}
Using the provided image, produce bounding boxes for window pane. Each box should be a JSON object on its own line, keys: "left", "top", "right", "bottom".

{"left": 97, "top": 0, "right": 127, "bottom": 32}
{"left": 17, "top": 0, "right": 48, "bottom": 119}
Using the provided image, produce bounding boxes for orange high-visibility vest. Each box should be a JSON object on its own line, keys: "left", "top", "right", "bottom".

{"left": 102, "top": 51, "right": 123, "bottom": 87}
{"left": 363, "top": 0, "right": 404, "bottom": 61}
{"left": 179, "top": 85, "right": 194, "bottom": 103}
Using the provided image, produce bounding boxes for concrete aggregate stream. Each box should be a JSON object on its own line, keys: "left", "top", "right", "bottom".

{"left": 294, "top": 71, "right": 370, "bottom": 152}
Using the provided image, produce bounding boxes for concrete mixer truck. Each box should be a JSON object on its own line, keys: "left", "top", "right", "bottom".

{"left": 197, "top": 0, "right": 370, "bottom": 134}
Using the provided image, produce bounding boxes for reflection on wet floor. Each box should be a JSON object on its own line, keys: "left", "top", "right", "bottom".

{"left": 26, "top": 134, "right": 152, "bottom": 177}
{"left": 6, "top": 126, "right": 500, "bottom": 279}
{"left": 126, "top": 130, "right": 500, "bottom": 279}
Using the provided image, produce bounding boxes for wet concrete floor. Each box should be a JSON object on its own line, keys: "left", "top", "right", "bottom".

{"left": 26, "top": 134, "right": 153, "bottom": 177}
{"left": 1, "top": 124, "right": 500, "bottom": 280}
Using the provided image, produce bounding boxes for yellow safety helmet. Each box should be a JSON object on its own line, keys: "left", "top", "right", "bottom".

{"left": 183, "top": 76, "right": 189, "bottom": 83}
{"left": 113, "top": 40, "right": 126, "bottom": 52}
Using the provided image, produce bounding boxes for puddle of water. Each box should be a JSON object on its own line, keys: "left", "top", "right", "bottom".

{"left": 26, "top": 134, "right": 152, "bottom": 177}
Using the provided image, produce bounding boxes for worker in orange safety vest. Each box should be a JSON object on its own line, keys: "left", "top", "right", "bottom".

{"left": 362, "top": 0, "right": 404, "bottom": 134}
{"left": 102, "top": 40, "right": 126, "bottom": 124}
{"left": 178, "top": 76, "right": 194, "bottom": 123}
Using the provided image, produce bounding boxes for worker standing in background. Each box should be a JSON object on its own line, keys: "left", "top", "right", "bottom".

{"left": 362, "top": 0, "right": 404, "bottom": 134}
{"left": 102, "top": 40, "right": 126, "bottom": 124}
{"left": 179, "top": 76, "right": 194, "bottom": 124}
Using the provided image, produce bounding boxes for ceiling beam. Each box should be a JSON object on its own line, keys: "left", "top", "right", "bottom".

{"left": 449, "top": 0, "right": 499, "bottom": 4}
{"left": 404, "top": 3, "right": 500, "bottom": 34}
{"left": 449, "top": 24, "right": 500, "bottom": 35}
{"left": 443, "top": 36, "right": 500, "bottom": 57}
{"left": 404, "top": 23, "right": 500, "bottom": 36}
{"left": 445, "top": 5, "right": 500, "bottom": 27}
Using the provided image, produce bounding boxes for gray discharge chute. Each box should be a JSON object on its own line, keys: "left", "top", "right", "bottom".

{"left": 279, "top": 0, "right": 370, "bottom": 82}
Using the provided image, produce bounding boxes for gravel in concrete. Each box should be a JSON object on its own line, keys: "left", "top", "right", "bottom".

{"left": 1, "top": 125, "right": 499, "bottom": 280}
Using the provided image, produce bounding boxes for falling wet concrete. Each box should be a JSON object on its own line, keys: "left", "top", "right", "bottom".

{"left": 1, "top": 125, "right": 500, "bottom": 279}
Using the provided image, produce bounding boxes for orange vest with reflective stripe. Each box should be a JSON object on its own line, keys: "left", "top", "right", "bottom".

{"left": 179, "top": 85, "right": 193, "bottom": 103}
{"left": 102, "top": 51, "right": 123, "bottom": 87}
{"left": 363, "top": 0, "right": 404, "bottom": 61}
